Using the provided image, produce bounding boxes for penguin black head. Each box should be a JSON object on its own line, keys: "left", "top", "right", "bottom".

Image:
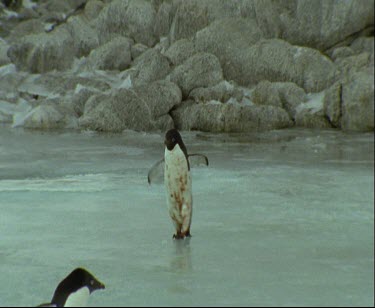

{"left": 164, "top": 129, "right": 185, "bottom": 151}
{"left": 39, "top": 267, "right": 105, "bottom": 307}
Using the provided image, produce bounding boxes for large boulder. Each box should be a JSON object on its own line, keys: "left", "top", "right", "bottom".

{"left": 127, "top": 48, "right": 172, "bottom": 86}
{"left": 79, "top": 80, "right": 182, "bottom": 132}
{"left": 195, "top": 20, "right": 337, "bottom": 92}
{"left": 323, "top": 82, "right": 342, "bottom": 128}
{"left": 0, "top": 38, "right": 10, "bottom": 66}
{"left": 86, "top": 36, "right": 132, "bottom": 71}
{"left": 188, "top": 80, "right": 244, "bottom": 104}
{"left": 279, "top": 0, "right": 374, "bottom": 50}
{"left": 167, "top": 52, "right": 223, "bottom": 98}
{"left": 65, "top": 15, "right": 100, "bottom": 57}
{"left": 172, "top": 100, "right": 292, "bottom": 132}
{"left": 164, "top": 38, "right": 196, "bottom": 66}
{"left": 94, "top": 0, "right": 157, "bottom": 47}
{"left": 252, "top": 81, "right": 307, "bottom": 120}
{"left": 295, "top": 92, "right": 332, "bottom": 128}
{"left": 21, "top": 103, "right": 78, "bottom": 129}
{"left": 17, "top": 72, "right": 111, "bottom": 97}
{"left": 341, "top": 69, "right": 374, "bottom": 131}
{"left": 7, "top": 26, "right": 76, "bottom": 73}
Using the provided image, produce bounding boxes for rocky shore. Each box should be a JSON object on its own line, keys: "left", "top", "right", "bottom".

{"left": 0, "top": 0, "right": 373, "bottom": 133}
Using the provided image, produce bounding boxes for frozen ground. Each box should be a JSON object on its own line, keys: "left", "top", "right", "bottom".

{"left": 0, "top": 126, "right": 373, "bottom": 307}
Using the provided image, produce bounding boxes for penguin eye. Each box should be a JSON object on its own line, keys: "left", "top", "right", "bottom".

{"left": 90, "top": 279, "right": 94, "bottom": 285}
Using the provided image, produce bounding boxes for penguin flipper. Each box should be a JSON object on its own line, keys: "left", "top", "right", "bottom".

{"left": 147, "top": 158, "right": 165, "bottom": 185}
{"left": 188, "top": 153, "right": 209, "bottom": 167}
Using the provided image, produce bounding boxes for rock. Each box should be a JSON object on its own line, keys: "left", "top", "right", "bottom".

{"left": 323, "top": 82, "right": 342, "bottom": 128}
{"left": 84, "top": 0, "right": 105, "bottom": 21}
{"left": 248, "top": 81, "right": 307, "bottom": 120}
{"left": 79, "top": 80, "right": 182, "bottom": 132}
{"left": 188, "top": 80, "right": 243, "bottom": 104}
{"left": 196, "top": 20, "right": 337, "bottom": 92}
{"left": 350, "top": 36, "right": 374, "bottom": 55}
{"left": 65, "top": 15, "right": 99, "bottom": 57}
{"left": 341, "top": 69, "right": 374, "bottom": 131}
{"left": 128, "top": 48, "right": 172, "bottom": 86}
{"left": 169, "top": 0, "right": 281, "bottom": 43}
{"left": 169, "top": 0, "right": 209, "bottom": 43}
{"left": 68, "top": 85, "right": 102, "bottom": 117}
{"left": 17, "top": 72, "right": 111, "bottom": 97}
{"left": 164, "top": 38, "right": 195, "bottom": 66}
{"left": 273, "top": 82, "right": 307, "bottom": 120}
{"left": 279, "top": 0, "right": 374, "bottom": 50}
{"left": 335, "top": 52, "right": 372, "bottom": 82}
{"left": 154, "top": 0, "right": 174, "bottom": 38}
{"left": 295, "top": 92, "right": 331, "bottom": 129}
{"left": 167, "top": 52, "right": 223, "bottom": 98}
{"left": 87, "top": 36, "right": 132, "bottom": 71}
{"left": 21, "top": 104, "right": 78, "bottom": 129}
{"left": 330, "top": 47, "right": 355, "bottom": 61}
{"left": 94, "top": 0, "right": 157, "bottom": 47}
{"left": 0, "top": 38, "right": 10, "bottom": 66}
{"left": 131, "top": 43, "right": 148, "bottom": 60}
{"left": 8, "top": 19, "right": 45, "bottom": 41}
{"left": 195, "top": 17, "right": 264, "bottom": 85}
{"left": 7, "top": 26, "right": 75, "bottom": 73}
{"left": 172, "top": 100, "right": 292, "bottom": 132}
{"left": 252, "top": 81, "right": 282, "bottom": 108}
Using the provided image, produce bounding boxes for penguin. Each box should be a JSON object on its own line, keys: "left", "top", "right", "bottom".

{"left": 37, "top": 267, "right": 105, "bottom": 307}
{"left": 164, "top": 128, "right": 193, "bottom": 239}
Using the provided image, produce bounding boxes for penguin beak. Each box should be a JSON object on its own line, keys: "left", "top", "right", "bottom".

{"left": 98, "top": 281, "right": 105, "bottom": 290}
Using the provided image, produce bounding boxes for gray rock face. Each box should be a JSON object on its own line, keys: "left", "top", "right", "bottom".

{"left": 94, "top": 0, "right": 157, "bottom": 46}
{"left": 195, "top": 17, "right": 264, "bottom": 86}
{"left": 79, "top": 80, "right": 182, "bottom": 132}
{"left": 323, "top": 82, "right": 342, "bottom": 128}
{"left": 172, "top": 100, "right": 292, "bottom": 132}
{"left": 341, "top": 70, "right": 374, "bottom": 131}
{"left": 195, "top": 19, "right": 337, "bottom": 92}
{"left": 1, "top": 0, "right": 373, "bottom": 132}
{"left": 87, "top": 36, "right": 132, "bottom": 71}
{"left": 65, "top": 15, "right": 99, "bottom": 57}
{"left": 295, "top": 92, "right": 331, "bottom": 129}
{"left": 279, "top": 0, "right": 374, "bottom": 50}
{"left": 84, "top": 0, "right": 105, "bottom": 21}
{"left": 7, "top": 26, "right": 75, "bottom": 73}
{"left": 188, "top": 80, "right": 244, "bottom": 104}
{"left": 128, "top": 48, "right": 172, "bottom": 86}
{"left": 164, "top": 38, "right": 196, "bottom": 66}
{"left": 22, "top": 104, "right": 78, "bottom": 129}
{"left": 167, "top": 52, "right": 223, "bottom": 98}
{"left": 0, "top": 39, "right": 10, "bottom": 66}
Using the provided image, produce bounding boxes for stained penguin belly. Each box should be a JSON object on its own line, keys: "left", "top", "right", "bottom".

{"left": 164, "top": 146, "right": 192, "bottom": 229}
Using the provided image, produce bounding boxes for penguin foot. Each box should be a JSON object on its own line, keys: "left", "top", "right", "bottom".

{"left": 173, "top": 233, "right": 184, "bottom": 240}
{"left": 173, "top": 231, "right": 191, "bottom": 240}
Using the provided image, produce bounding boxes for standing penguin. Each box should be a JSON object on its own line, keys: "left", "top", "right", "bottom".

{"left": 164, "top": 129, "right": 193, "bottom": 239}
{"left": 37, "top": 267, "right": 105, "bottom": 307}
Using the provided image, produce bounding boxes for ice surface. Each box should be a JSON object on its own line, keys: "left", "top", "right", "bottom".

{"left": 0, "top": 127, "right": 373, "bottom": 307}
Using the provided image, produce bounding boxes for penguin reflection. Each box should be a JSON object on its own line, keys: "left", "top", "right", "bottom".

{"left": 170, "top": 238, "right": 192, "bottom": 272}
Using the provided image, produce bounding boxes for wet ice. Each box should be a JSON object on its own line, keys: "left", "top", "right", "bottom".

{"left": 0, "top": 127, "right": 373, "bottom": 306}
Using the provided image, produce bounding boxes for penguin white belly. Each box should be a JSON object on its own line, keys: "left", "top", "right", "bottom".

{"left": 64, "top": 287, "right": 90, "bottom": 307}
{"left": 164, "top": 145, "right": 192, "bottom": 235}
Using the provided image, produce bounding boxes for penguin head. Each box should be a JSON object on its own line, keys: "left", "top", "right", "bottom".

{"left": 164, "top": 129, "right": 184, "bottom": 151}
{"left": 69, "top": 268, "right": 105, "bottom": 294}
{"left": 49, "top": 267, "right": 105, "bottom": 307}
